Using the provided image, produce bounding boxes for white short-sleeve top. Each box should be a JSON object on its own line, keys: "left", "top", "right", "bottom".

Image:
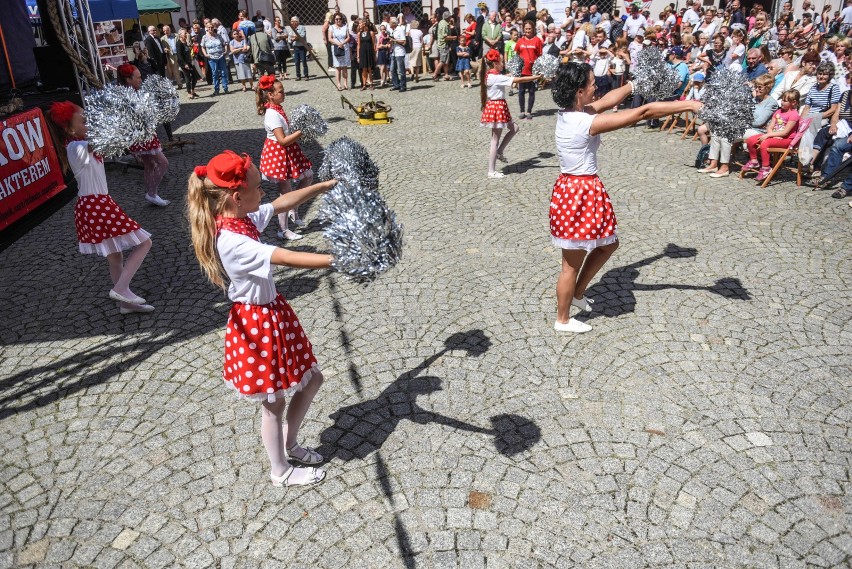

{"left": 555, "top": 111, "right": 599, "bottom": 175}
{"left": 486, "top": 73, "right": 513, "bottom": 100}
{"left": 217, "top": 203, "right": 279, "bottom": 304}
{"left": 264, "top": 108, "right": 290, "bottom": 141}
{"left": 67, "top": 140, "right": 108, "bottom": 196}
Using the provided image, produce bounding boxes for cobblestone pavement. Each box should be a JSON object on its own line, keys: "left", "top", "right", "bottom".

{"left": 1, "top": 64, "right": 850, "bottom": 569}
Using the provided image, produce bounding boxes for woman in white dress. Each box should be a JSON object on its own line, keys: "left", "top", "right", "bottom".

{"left": 328, "top": 13, "right": 351, "bottom": 90}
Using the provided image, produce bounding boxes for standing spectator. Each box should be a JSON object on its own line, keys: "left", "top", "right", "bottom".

{"left": 176, "top": 28, "right": 199, "bottom": 98}
{"left": 160, "top": 25, "right": 182, "bottom": 88}
{"left": 623, "top": 6, "right": 647, "bottom": 41}
{"left": 322, "top": 11, "right": 334, "bottom": 68}
{"left": 200, "top": 22, "right": 229, "bottom": 95}
{"left": 504, "top": 27, "right": 519, "bottom": 62}
{"left": 377, "top": 23, "right": 391, "bottom": 86}
{"left": 237, "top": 10, "right": 256, "bottom": 37}
{"left": 357, "top": 18, "right": 376, "bottom": 89}
{"left": 588, "top": 5, "right": 601, "bottom": 27}
{"left": 389, "top": 17, "right": 408, "bottom": 92}
{"left": 272, "top": 17, "right": 290, "bottom": 79}
{"left": 409, "top": 20, "right": 424, "bottom": 83}
{"left": 212, "top": 19, "right": 228, "bottom": 44}
{"left": 682, "top": 1, "right": 701, "bottom": 28}
{"left": 447, "top": 16, "right": 461, "bottom": 78}
{"left": 144, "top": 26, "right": 166, "bottom": 76}
{"left": 435, "top": 0, "right": 449, "bottom": 21}
{"left": 729, "top": 0, "right": 745, "bottom": 27}
{"left": 482, "top": 10, "right": 504, "bottom": 59}
{"left": 250, "top": 27, "right": 276, "bottom": 78}
{"left": 433, "top": 12, "right": 451, "bottom": 81}
{"left": 348, "top": 16, "right": 361, "bottom": 90}
{"left": 329, "top": 14, "right": 351, "bottom": 90}
{"left": 230, "top": 30, "right": 253, "bottom": 91}
{"left": 524, "top": 0, "right": 538, "bottom": 23}
{"left": 124, "top": 23, "right": 143, "bottom": 47}
{"left": 288, "top": 17, "right": 309, "bottom": 81}
{"left": 514, "top": 20, "right": 543, "bottom": 120}
{"left": 590, "top": 29, "right": 612, "bottom": 99}
{"left": 474, "top": 3, "right": 488, "bottom": 59}
{"left": 456, "top": 34, "right": 473, "bottom": 87}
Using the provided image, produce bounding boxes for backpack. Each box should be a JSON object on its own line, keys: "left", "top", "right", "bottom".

{"left": 695, "top": 144, "right": 710, "bottom": 169}
{"left": 405, "top": 25, "right": 413, "bottom": 53}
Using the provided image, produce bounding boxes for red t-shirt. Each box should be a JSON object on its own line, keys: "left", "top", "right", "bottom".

{"left": 514, "top": 36, "right": 543, "bottom": 76}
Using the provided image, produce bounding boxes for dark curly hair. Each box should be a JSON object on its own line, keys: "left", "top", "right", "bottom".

{"left": 551, "top": 62, "right": 593, "bottom": 109}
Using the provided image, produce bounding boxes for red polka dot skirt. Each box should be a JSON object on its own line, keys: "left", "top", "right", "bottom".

{"left": 550, "top": 174, "right": 618, "bottom": 250}
{"left": 74, "top": 194, "right": 151, "bottom": 256}
{"left": 259, "top": 139, "right": 313, "bottom": 181}
{"left": 480, "top": 99, "right": 513, "bottom": 129}
{"left": 129, "top": 135, "right": 162, "bottom": 155}
{"left": 223, "top": 294, "right": 319, "bottom": 402}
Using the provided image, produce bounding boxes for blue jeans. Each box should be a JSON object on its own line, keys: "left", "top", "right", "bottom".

{"left": 209, "top": 56, "right": 228, "bottom": 93}
{"left": 292, "top": 46, "right": 308, "bottom": 78}
{"left": 391, "top": 54, "right": 406, "bottom": 90}
{"left": 821, "top": 137, "right": 852, "bottom": 179}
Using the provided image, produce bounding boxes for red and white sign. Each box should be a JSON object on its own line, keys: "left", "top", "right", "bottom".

{"left": 0, "top": 107, "right": 66, "bottom": 231}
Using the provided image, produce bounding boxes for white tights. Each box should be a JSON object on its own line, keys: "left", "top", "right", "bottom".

{"left": 107, "top": 239, "right": 152, "bottom": 299}
{"left": 276, "top": 172, "right": 314, "bottom": 233}
{"left": 489, "top": 124, "right": 519, "bottom": 173}
{"left": 139, "top": 152, "right": 169, "bottom": 197}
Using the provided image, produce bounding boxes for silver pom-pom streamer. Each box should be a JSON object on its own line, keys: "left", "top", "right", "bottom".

{"left": 531, "top": 54, "right": 559, "bottom": 79}
{"left": 318, "top": 180, "right": 404, "bottom": 282}
{"left": 505, "top": 55, "right": 524, "bottom": 78}
{"left": 318, "top": 136, "right": 380, "bottom": 192}
{"left": 141, "top": 74, "right": 180, "bottom": 124}
{"left": 84, "top": 85, "right": 157, "bottom": 158}
{"left": 632, "top": 47, "right": 681, "bottom": 100}
{"left": 698, "top": 67, "right": 755, "bottom": 142}
{"left": 289, "top": 104, "right": 329, "bottom": 143}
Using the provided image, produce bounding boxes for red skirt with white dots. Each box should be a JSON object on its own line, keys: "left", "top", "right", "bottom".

{"left": 480, "top": 99, "right": 513, "bottom": 129}
{"left": 129, "top": 135, "right": 162, "bottom": 155}
{"left": 223, "top": 293, "right": 319, "bottom": 403}
{"left": 259, "top": 139, "right": 313, "bottom": 182}
{"left": 74, "top": 194, "right": 151, "bottom": 256}
{"left": 549, "top": 173, "right": 618, "bottom": 252}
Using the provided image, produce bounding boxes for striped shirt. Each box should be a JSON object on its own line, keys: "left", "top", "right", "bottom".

{"left": 804, "top": 82, "right": 841, "bottom": 113}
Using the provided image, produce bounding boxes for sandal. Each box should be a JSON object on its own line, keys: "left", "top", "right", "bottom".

{"left": 287, "top": 444, "right": 323, "bottom": 465}
{"left": 270, "top": 465, "right": 326, "bottom": 487}
{"left": 832, "top": 188, "right": 851, "bottom": 198}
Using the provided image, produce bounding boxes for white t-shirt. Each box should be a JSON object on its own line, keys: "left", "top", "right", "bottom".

{"left": 556, "top": 111, "right": 599, "bottom": 175}
{"left": 67, "top": 140, "right": 108, "bottom": 196}
{"left": 410, "top": 28, "right": 423, "bottom": 49}
{"left": 487, "top": 73, "right": 513, "bottom": 100}
{"left": 393, "top": 26, "right": 407, "bottom": 57}
{"left": 683, "top": 8, "right": 700, "bottom": 26}
{"left": 723, "top": 43, "right": 745, "bottom": 69}
{"left": 664, "top": 14, "right": 677, "bottom": 30}
{"left": 843, "top": 5, "right": 852, "bottom": 24}
{"left": 591, "top": 47, "right": 611, "bottom": 76}
{"left": 623, "top": 15, "right": 647, "bottom": 38}
{"left": 217, "top": 203, "right": 279, "bottom": 304}
{"left": 264, "top": 108, "right": 289, "bottom": 140}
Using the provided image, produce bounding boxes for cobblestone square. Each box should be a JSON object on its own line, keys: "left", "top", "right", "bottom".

{"left": 1, "top": 65, "right": 850, "bottom": 568}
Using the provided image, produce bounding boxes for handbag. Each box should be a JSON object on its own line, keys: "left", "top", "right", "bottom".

{"left": 333, "top": 44, "right": 345, "bottom": 57}
{"left": 405, "top": 35, "right": 413, "bottom": 53}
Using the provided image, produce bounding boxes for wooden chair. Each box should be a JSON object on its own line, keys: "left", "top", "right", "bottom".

{"left": 660, "top": 81, "right": 692, "bottom": 133}
{"left": 739, "top": 118, "right": 812, "bottom": 188}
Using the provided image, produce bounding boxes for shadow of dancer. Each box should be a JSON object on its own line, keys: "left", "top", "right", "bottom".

{"left": 318, "top": 330, "right": 541, "bottom": 461}
{"left": 581, "top": 243, "right": 751, "bottom": 320}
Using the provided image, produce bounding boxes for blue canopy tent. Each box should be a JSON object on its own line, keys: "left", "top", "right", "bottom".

{"left": 88, "top": 0, "right": 140, "bottom": 21}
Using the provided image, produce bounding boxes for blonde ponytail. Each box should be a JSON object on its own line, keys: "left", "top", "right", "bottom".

{"left": 186, "top": 173, "right": 232, "bottom": 290}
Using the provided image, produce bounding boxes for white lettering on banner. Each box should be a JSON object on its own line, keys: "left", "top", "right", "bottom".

{"left": 0, "top": 158, "right": 51, "bottom": 199}
{"left": 2, "top": 128, "right": 25, "bottom": 161}
{"left": 0, "top": 118, "right": 48, "bottom": 166}
{"left": 16, "top": 121, "right": 45, "bottom": 152}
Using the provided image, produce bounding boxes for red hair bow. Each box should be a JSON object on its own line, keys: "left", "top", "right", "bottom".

{"left": 117, "top": 63, "right": 136, "bottom": 79}
{"left": 258, "top": 74, "right": 276, "bottom": 91}
{"left": 485, "top": 49, "right": 501, "bottom": 63}
{"left": 48, "top": 101, "right": 81, "bottom": 130}
{"left": 194, "top": 165, "right": 208, "bottom": 178}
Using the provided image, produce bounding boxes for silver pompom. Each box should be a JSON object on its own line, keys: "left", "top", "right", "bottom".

{"left": 632, "top": 47, "right": 682, "bottom": 100}
{"left": 319, "top": 182, "right": 404, "bottom": 282}
{"left": 289, "top": 104, "right": 329, "bottom": 143}
{"left": 505, "top": 55, "right": 524, "bottom": 77}
{"left": 699, "top": 67, "right": 755, "bottom": 142}
{"left": 84, "top": 85, "right": 157, "bottom": 158}
{"left": 141, "top": 74, "right": 180, "bottom": 124}
{"left": 318, "top": 136, "right": 380, "bottom": 192}
{"left": 531, "top": 54, "right": 559, "bottom": 79}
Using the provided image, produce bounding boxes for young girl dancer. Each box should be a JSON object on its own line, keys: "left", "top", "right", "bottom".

{"left": 48, "top": 101, "right": 154, "bottom": 313}
{"left": 480, "top": 49, "right": 541, "bottom": 179}
{"left": 117, "top": 63, "right": 170, "bottom": 207}
{"left": 743, "top": 89, "right": 801, "bottom": 183}
{"left": 187, "top": 150, "right": 336, "bottom": 486}
{"left": 256, "top": 74, "right": 313, "bottom": 240}
{"left": 549, "top": 62, "right": 700, "bottom": 332}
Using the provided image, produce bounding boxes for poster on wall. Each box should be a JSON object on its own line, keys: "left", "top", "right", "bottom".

{"left": 95, "top": 20, "right": 128, "bottom": 68}
{"left": 538, "top": 0, "right": 569, "bottom": 25}
{"left": 0, "top": 108, "right": 67, "bottom": 231}
{"left": 464, "top": 0, "right": 499, "bottom": 18}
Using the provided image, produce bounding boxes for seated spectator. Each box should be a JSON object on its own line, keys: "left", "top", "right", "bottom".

{"left": 799, "top": 61, "right": 842, "bottom": 168}
{"left": 766, "top": 58, "right": 787, "bottom": 90}
{"left": 771, "top": 50, "right": 819, "bottom": 102}
{"left": 744, "top": 48, "right": 768, "bottom": 79}
{"left": 686, "top": 72, "right": 705, "bottom": 100}
{"left": 743, "top": 89, "right": 801, "bottom": 182}
{"left": 698, "top": 33, "right": 727, "bottom": 78}
{"left": 724, "top": 28, "right": 746, "bottom": 71}
{"left": 810, "top": 87, "right": 852, "bottom": 190}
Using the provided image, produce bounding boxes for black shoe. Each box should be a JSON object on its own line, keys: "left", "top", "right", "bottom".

{"left": 399, "top": 88, "right": 407, "bottom": 92}
{"left": 831, "top": 188, "right": 851, "bottom": 198}
{"left": 295, "top": 77, "right": 302, "bottom": 81}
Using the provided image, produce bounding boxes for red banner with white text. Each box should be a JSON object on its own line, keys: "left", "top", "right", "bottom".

{"left": 0, "top": 107, "right": 67, "bottom": 230}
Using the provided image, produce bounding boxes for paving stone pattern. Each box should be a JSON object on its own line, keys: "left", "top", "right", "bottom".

{"left": 1, "top": 65, "right": 850, "bottom": 568}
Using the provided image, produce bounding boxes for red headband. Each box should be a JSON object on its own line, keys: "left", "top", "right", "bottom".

{"left": 258, "top": 74, "right": 276, "bottom": 91}
{"left": 48, "top": 101, "right": 81, "bottom": 129}
{"left": 117, "top": 63, "right": 136, "bottom": 79}
{"left": 194, "top": 151, "right": 253, "bottom": 190}
{"left": 485, "top": 49, "right": 501, "bottom": 63}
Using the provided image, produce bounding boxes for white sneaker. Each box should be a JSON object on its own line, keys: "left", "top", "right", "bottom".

{"left": 487, "top": 171, "right": 505, "bottom": 179}
{"left": 554, "top": 318, "right": 592, "bottom": 333}
{"left": 120, "top": 303, "right": 155, "bottom": 314}
{"left": 277, "top": 229, "right": 303, "bottom": 240}
{"left": 571, "top": 296, "right": 594, "bottom": 311}
{"left": 145, "top": 194, "right": 170, "bottom": 207}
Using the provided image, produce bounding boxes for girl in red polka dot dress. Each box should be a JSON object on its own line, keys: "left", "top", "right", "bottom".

{"left": 256, "top": 74, "right": 313, "bottom": 241}
{"left": 548, "top": 62, "right": 700, "bottom": 333}
{"left": 48, "top": 101, "right": 154, "bottom": 314}
{"left": 187, "top": 150, "right": 337, "bottom": 487}
{"left": 479, "top": 49, "right": 541, "bottom": 179}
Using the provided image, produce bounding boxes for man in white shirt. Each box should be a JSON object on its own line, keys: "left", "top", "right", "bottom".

{"left": 843, "top": 0, "right": 852, "bottom": 26}
{"left": 682, "top": 1, "right": 701, "bottom": 28}
{"left": 389, "top": 18, "right": 408, "bottom": 92}
{"left": 159, "top": 25, "right": 183, "bottom": 88}
{"left": 622, "top": 6, "right": 647, "bottom": 40}
{"left": 590, "top": 29, "right": 612, "bottom": 98}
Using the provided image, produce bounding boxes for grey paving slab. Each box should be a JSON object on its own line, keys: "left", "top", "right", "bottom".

{"left": 1, "top": 62, "right": 850, "bottom": 568}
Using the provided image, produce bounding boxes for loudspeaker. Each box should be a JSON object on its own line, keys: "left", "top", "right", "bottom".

{"left": 33, "top": 46, "right": 77, "bottom": 90}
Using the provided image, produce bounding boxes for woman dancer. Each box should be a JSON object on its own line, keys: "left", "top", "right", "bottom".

{"left": 187, "top": 150, "right": 336, "bottom": 486}
{"left": 548, "top": 62, "right": 700, "bottom": 332}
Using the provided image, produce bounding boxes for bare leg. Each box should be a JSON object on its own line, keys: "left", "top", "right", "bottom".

{"left": 574, "top": 241, "right": 619, "bottom": 299}
{"left": 556, "top": 249, "right": 587, "bottom": 323}
{"left": 697, "top": 124, "right": 710, "bottom": 145}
